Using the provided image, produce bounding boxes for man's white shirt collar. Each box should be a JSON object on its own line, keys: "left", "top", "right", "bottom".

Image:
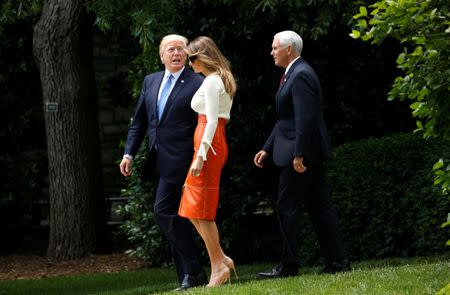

{"left": 164, "top": 67, "right": 184, "bottom": 81}
{"left": 158, "top": 67, "right": 185, "bottom": 100}
{"left": 285, "top": 56, "right": 300, "bottom": 74}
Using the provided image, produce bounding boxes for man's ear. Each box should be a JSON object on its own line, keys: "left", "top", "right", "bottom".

{"left": 287, "top": 45, "right": 293, "bottom": 56}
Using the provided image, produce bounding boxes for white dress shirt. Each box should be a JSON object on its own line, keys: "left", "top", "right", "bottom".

{"left": 191, "top": 74, "right": 232, "bottom": 161}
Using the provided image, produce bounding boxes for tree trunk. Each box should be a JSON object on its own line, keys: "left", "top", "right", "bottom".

{"left": 33, "top": 0, "right": 104, "bottom": 260}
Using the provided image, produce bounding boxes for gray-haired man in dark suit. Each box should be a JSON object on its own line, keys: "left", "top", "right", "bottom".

{"left": 254, "top": 30, "right": 349, "bottom": 277}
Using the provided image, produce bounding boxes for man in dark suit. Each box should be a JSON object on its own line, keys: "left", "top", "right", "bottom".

{"left": 119, "top": 34, "right": 207, "bottom": 290}
{"left": 254, "top": 30, "right": 349, "bottom": 277}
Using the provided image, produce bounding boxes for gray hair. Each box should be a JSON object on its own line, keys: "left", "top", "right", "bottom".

{"left": 274, "top": 30, "right": 303, "bottom": 55}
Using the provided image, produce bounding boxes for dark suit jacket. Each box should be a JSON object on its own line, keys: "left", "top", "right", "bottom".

{"left": 124, "top": 68, "right": 204, "bottom": 184}
{"left": 262, "top": 58, "right": 331, "bottom": 167}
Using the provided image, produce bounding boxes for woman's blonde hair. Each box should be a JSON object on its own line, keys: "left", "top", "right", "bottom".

{"left": 187, "top": 36, "right": 236, "bottom": 98}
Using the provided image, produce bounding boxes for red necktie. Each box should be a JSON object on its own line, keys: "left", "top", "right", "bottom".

{"left": 279, "top": 73, "right": 286, "bottom": 87}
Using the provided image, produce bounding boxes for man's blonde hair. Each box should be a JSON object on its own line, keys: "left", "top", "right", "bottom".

{"left": 159, "top": 34, "right": 188, "bottom": 55}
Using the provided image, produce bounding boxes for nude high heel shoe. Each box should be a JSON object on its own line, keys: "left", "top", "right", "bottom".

{"left": 224, "top": 257, "right": 238, "bottom": 280}
{"left": 207, "top": 266, "right": 231, "bottom": 287}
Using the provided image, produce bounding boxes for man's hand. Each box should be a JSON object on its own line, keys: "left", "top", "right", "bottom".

{"left": 119, "top": 158, "right": 132, "bottom": 177}
{"left": 293, "top": 156, "right": 307, "bottom": 173}
{"left": 190, "top": 157, "right": 204, "bottom": 177}
{"left": 254, "top": 150, "right": 268, "bottom": 168}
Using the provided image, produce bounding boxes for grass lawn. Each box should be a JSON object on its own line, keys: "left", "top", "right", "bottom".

{"left": 0, "top": 255, "right": 448, "bottom": 295}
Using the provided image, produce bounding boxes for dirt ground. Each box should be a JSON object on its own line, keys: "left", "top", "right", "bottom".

{"left": 0, "top": 253, "right": 147, "bottom": 281}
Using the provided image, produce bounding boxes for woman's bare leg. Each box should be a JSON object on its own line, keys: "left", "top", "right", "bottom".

{"left": 189, "top": 218, "right": 233, "bottom": 286}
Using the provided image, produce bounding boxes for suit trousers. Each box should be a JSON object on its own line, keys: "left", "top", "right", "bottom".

{"left": 154, "top": 177, "right": 202, "bottom": 282}
{"left": 276, "top": 163, "right": 346, "bottom": 267}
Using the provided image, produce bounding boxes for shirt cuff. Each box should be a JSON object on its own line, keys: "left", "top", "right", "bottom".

{"left": 123, "top": 154, "right": 133, "bottom": 160}
{"left": 197, "top": 145, "right": 207, "bottom": 161}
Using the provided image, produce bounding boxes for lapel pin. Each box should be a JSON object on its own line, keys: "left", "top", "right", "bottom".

{"left": 181, "top": 80, "right": 184, "bottom": 83}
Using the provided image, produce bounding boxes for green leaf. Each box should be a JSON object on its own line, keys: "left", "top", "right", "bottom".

{"left": 426, "top": 49, "right": 438, "bottom": 58}
{"left": 433, "top": 159, "right": 444, "bottom": 170}
{"left": 357, "top": 19, "right": 367, "bottom": 29}
{"left": 359, "top": 6, "right": 368, "bottom": 17}
{"left": 353, "top": 6, "right": 368, "bottom": 19}
{"left": 361, "top": 34, "right": 371, "bottom": 41}
{"left": 396, "top": 53, "right": 405, "bottom": 65}
{"left": 412, "top": 46, "right": 423, "bottom": 56}
{"left": 412, "top": 36, "right": 426, "bottom": 45}
{"left": 443, "top": 180, "right": 450, "bottom": 191}
{"left": 441, "top": 220, "right": 450, "bottom": 228}
{"left": 350, "top": 30, "right": 361, "bottom": 39}
{"left": 410, "top": 101, "right": 420, "bottom": 110}
{"left": 415, "top": 120, "right": 424, "bottom": 131}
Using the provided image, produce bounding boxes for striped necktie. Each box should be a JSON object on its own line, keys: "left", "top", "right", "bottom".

{"left": 279, "top": 73, "right": 286, "bottom": 87}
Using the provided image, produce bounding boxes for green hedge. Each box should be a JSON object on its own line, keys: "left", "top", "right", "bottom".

{"left": 328, "top": 133, "right": 449, "bottom": 260}
{"left": 119, "top": 133, "right": 449, "bottom": 265}
{"left": 116, "top": 139, "right": 170, "bottom": 266}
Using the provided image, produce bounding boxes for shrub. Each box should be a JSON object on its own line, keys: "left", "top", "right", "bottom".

{"left": 116, "top": 139, "right": 170, "bottom": 266}
{"left": 118, "top": 133, "right": 449, "bottom": 265}
{"left": 328, "top": 133, "right": 449, "bottom": 260}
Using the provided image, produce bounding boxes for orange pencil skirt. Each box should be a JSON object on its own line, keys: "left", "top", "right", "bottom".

{"left": 178, "top": 115, "right": 228, "bottom": 220}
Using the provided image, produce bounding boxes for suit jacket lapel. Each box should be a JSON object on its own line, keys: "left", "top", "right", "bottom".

{"left": 152, "top": 72, "right": 164, "bottom": 121}
{"left": 278, "top": 58, "right": 303, "bottom": 92}
{"left": 275, "top": 58, "right": 303, "bottom": 111}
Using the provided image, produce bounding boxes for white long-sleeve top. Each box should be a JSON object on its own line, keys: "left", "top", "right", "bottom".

{"left": 191, "top": 74, "right": 233, "bottom": 161}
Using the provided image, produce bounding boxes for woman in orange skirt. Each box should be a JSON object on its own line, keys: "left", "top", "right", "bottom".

{"left": 178, "top": 36, "right": 237, "bottom": 287}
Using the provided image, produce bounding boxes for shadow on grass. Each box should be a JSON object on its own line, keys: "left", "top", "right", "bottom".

{"left": 0, "top": 268, "right": 178, "bottom": 295}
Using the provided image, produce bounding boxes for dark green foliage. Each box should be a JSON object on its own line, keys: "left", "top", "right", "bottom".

{"left": 328, "top": 133, "right": 449, "bottom": 260}
{"left": 173, "top": 0, "right": 414, "bottom": 147}
{"left": 120, "top": 133, "right": 449, "bottom": 264}
{"left": 112, "top": 1, "right": 419, "bottom": 264}
{"left": 351, "top": 0, "right": 450, "bottom": 247}
{"left": 223, "top": 133, "right": 450, "bottom": 265}
{"left": 115, "top": 139, "right": 170, "bottom": 265}
{"left": 0, "top": 18, "right": 47, "bottom": 251}
{"left": 2, "top": 0, "right": 438, "bottom": 259}
{"left": 0, "top": 0, "right": 41, "bottom": 27}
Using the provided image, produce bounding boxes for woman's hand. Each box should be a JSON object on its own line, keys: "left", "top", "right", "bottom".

{"left": 190, "top": 156, "right": 204, "bottom": 177}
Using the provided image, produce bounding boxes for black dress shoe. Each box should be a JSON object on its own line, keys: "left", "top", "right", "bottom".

{"left": 319, "top": 260, "right": 351, "bottom": 274}
{"left": 257, "top": 264, "right": 299, "bottom": 278}
{"left": 174, "top": 271, "right": 208, "bottom": 291}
